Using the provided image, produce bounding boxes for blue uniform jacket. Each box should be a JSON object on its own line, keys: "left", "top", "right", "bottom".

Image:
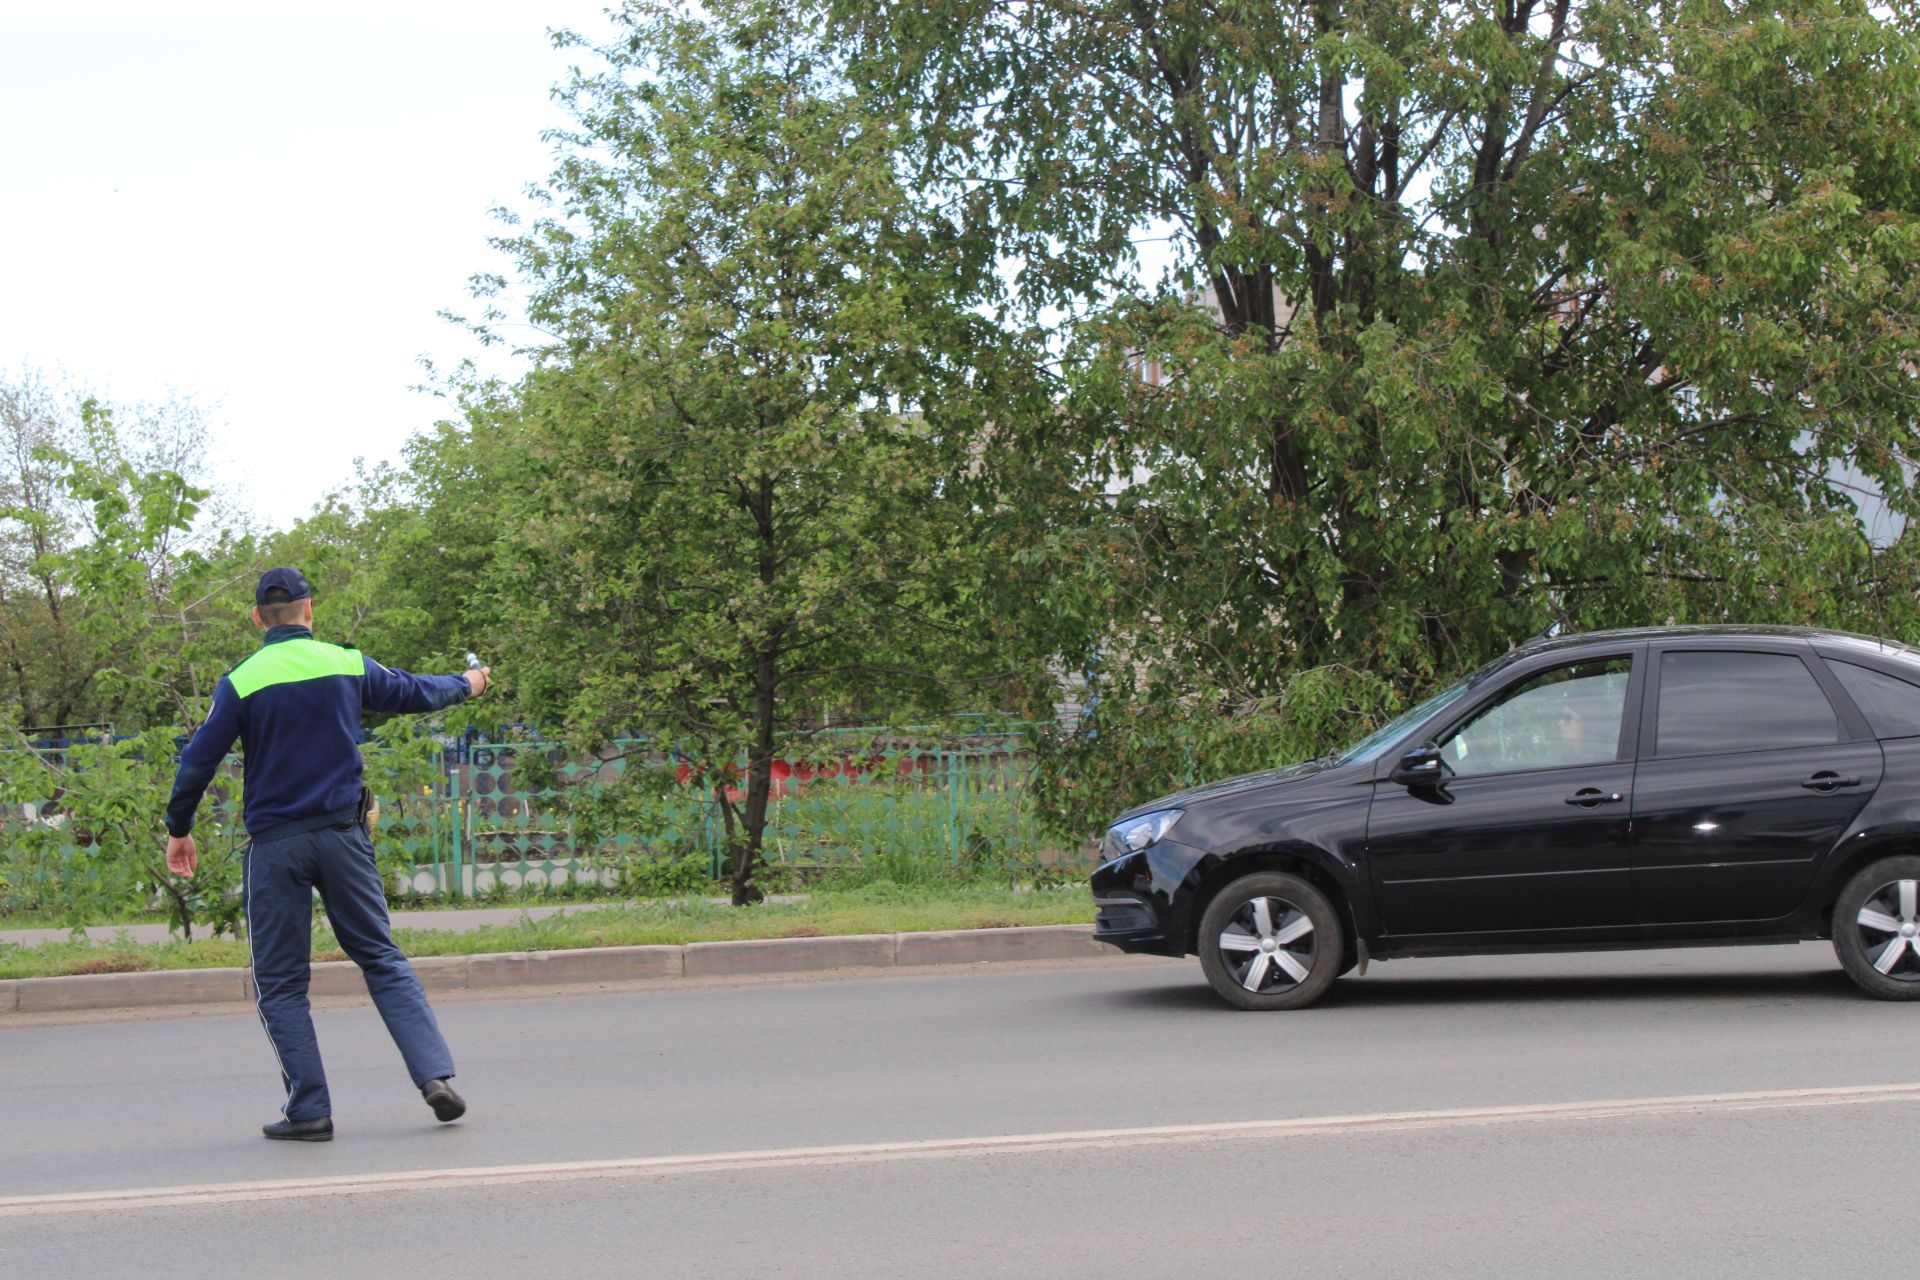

{"left": 165, "top": 625, "right": 470, "bottom": 841}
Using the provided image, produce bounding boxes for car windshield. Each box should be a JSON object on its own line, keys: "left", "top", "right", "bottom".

{"left": 1332, "top": 657, "right": 1511, "bottom": 765}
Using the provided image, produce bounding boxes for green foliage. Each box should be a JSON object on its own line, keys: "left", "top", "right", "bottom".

{"left": 823, "top": 0, "right": 1920, "bottom": 836}
{"left": 0, "top": 716, "right": 465, "bottom": 937}
{"left": 2, "top": 375, "right": 256, "bottom": 735}
{"left": 533, "top": 753, "right": 703, "bottom": 863}
{"left": 620, "top": 853, "right": 716, "bottom": 899}
{"left": 43, "top": 404, "right": 255, "bottom": 730}
{"left": 1028, "top": 665, "right": 1401, "bottom": 837}
{"left": 0, "top": 392, "right": 271, "bottom": 936}
{"left": 0, "top": 727, "right": 246, "bottom": 939}
{"left": 0, "top": 371, "right": 93, "bottom": 730}
{"left": 434, "top": 1, "right": 1016, "bottom": 903}
{"left": 834, "top": 848, "right": 955, "bottom": 890}
{"left": 359, "top": 720, "right": 447, "bottom": 884}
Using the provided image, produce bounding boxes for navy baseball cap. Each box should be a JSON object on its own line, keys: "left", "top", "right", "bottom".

{"left": 255, "top": 567, "right": 312, "bottom": 605}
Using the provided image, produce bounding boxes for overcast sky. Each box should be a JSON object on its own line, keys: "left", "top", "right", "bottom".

{"left": 0, "top": 0, "right": 614, "bottom": 526}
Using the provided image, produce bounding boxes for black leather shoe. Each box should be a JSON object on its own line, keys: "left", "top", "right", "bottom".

{"left": 262, "top": 1117, "right": 333, "bottom": 1142}
{"left": 422, "top": 1078, "right": 466, "bottom": 1122}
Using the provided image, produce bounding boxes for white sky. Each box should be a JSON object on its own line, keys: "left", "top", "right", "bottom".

{"left": 0, "top": 0, "right": 615, "bottom": 526}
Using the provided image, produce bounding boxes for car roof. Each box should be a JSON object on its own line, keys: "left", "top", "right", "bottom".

{"left": 1511, "top": 623, "right": 1914, "bottom": 661}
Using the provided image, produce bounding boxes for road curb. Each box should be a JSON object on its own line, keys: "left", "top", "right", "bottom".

{"left": 467, "top": 945, "right": 681, "bottom": 988}
{"left": 15, "top": 966, "right": 248, "bottom": 1014}
{"left": 0, "top": 925, "right": 1110, "bottom": 1017}
{"left": 684, "top": 933, "right": 897, "bottom": 977}
{"left": 897, "top": 924, "right": 1109, "bottom": 966}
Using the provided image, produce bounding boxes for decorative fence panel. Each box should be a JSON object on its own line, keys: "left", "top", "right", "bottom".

{"left": 387, "top": 728, "right": 1038, "bottom": 898}
{"left": 3, "top": 728, "right": 1040, "bottom": 904}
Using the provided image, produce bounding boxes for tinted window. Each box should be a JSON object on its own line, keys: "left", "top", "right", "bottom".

{"left": 1439, "top": 658, "right": 1632, "bottom": 776}
{"left": 1656, "top": 651, "right": 1838, "bottom": 756}
{"left": 1827, "top": 660, "right": 1920, "bottom": 739}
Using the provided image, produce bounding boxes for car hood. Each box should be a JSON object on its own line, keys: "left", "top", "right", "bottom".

{"left": 1114, "top": 755, "right": 1340, "bottom": 823}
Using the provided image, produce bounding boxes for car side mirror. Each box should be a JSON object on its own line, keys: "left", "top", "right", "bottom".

{"left": 1391, "top": 743, "right": 1446, "bottom": 788}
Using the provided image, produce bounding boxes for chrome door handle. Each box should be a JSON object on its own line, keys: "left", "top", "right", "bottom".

{"left": 1566, "top": 788, "right": 1624, "bottom": 807}
{"left": 1801, "top": 773, "right": 1863, "bottom": 792}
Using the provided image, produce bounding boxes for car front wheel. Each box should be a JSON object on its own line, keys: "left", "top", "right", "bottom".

{"left": 1834, "top": 855, "right": 1920, "bottom": 1000}
{"left": 1196, "top": 871, "right": 1343, "bottom": 1010}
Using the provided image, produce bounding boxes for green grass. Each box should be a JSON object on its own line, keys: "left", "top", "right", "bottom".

{"left": 0, "top": 906, "right": 176, "bottom": 930}
{"left": 0, "top": 883, "right": 1094, "bottom": 981}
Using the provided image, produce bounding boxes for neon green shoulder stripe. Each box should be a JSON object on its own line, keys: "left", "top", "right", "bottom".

{"left": 229, "top": 638, "right": 364, "bottom": 698}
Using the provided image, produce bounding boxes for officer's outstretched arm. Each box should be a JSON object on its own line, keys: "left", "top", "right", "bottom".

{"left": 360, "top": 655, "right": 473, "bottom": 715}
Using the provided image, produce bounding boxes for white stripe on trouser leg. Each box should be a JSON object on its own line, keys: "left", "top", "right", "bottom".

{"left": 244, "top": 848, "right": 293, "bottom": 1120}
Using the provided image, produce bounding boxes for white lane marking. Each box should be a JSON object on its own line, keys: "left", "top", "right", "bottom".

{"left": 5, "top": 1081, "right": 1918, "bottom": 1217}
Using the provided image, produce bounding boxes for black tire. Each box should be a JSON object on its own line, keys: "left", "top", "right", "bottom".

{"left": 1832, "top": 855, "right": 1920, "bottom": 1000}
{"left": 1196, "top": 871, "right": 1343, "bottom": 1010}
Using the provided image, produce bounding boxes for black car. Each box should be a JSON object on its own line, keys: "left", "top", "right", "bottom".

{"left": 1090, "top": 625, "right": 1920, "bottom": 1009}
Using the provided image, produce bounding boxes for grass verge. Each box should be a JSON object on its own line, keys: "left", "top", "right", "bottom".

{"left": 0, "top": 883, "right": 1094, "bottom": 981}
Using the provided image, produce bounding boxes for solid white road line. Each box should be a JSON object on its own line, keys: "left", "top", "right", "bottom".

{"left": 5, "top": 1081, "right": 1918, "bottom": 1218}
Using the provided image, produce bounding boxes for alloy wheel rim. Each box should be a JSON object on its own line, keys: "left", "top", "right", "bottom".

{"left": 1217, "top": 895, "right": 1316, "bottom": 993}
{"left": 1855, "top": 879, "right": 1920, "bottom": 982}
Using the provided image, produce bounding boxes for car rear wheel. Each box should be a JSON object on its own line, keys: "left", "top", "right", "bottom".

{"left": 1196, "top": 871, "right": 1342, "bottom": 1010}
{"left": 1833, "top": 855, "right": 1920, "bottom": 1000}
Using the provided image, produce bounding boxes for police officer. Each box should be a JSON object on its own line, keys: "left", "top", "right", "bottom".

{"left": 163, "top": 568, "right": 490, "bottom": 1142}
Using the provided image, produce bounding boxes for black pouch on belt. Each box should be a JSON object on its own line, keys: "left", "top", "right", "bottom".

{"left": 355, "top": 785, "right": 373, "bottom": 832}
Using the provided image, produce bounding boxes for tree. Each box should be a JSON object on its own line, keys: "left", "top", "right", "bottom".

{"left": 0, "top": 387, "right": 253, "bottom": 935}
{"left": 1, "top": 372, "right": 254, "bottom": 734}
{"left": 2, "top": 370, "right": 95, "bottom": 730}
{"left": 824, "top": 0, "right": 1920, "bottom": 833}
{"left": 452, "top": 2, "right": 1012, "bottom": 902}
{"left": 0, "top": 389, "right": 457, "bottom": 934}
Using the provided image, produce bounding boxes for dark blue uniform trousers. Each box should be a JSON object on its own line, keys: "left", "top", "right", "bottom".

{"left": 245, "top": 823, "right": 454, "bottom": 1121}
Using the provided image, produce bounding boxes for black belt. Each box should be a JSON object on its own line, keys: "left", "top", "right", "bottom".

{"left": 247, "top": 804, "right": 362, "bottom": 844}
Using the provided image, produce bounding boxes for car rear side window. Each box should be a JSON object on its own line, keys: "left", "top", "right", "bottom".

{"left": 1826, "top": 660, "right": 1920, "bottom": 740}
{"left": 1656, "top": 651, "right": 1839, "bottom": 756}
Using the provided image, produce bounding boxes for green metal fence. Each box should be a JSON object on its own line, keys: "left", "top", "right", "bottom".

{"left": 1, "top": 729, "right": 1041, "bottom": 903}
{"left": 376, "top": 730, "right": 1038, "bottom": 898}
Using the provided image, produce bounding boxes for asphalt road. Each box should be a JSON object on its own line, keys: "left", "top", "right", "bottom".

{"left": 3, "top": 943, "right": 1917, "bottom": 1277}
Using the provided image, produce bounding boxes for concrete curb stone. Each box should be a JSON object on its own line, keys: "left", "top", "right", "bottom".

{"left": 467, "top": 945, "right": 681, "bottom": 987}
{"left": 412, "top": 955, "right": 475, "bottom": 992}
{"left": 0, "top": 925, "right": 1106, "bottom": 1017}
{"left": 14, "top": 966, "right": 247, "bottom": 1014}
{"left": 896, "top": 924, "right": 1109, "bottom": 966}
{"left": 684, "top": 933, "right": 897, "bottom": 977}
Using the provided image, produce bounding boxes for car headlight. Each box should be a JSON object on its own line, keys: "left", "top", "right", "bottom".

{"left": 1103, "top": 809, "right": 1182, "bottom": 859}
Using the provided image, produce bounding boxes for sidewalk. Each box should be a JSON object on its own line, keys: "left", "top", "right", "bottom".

{"left": 0, "top": 895, "right": 808, "bottom": 948}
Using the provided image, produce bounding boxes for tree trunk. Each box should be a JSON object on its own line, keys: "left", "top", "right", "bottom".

{"left": 157, "top": 870, "right": 194, "bottom": 941}
{"left": 714, "top": 781, "right": 751, "bottom": 901}
{"left": 732, "top": 643, "right": 777, "bottom": 906}
{"left": 732, "top": 472, "right": 780, "bottom": 906}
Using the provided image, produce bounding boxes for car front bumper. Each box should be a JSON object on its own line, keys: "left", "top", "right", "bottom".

{"left": 1089, "top": 849, "right": 1185, "bottom": 956}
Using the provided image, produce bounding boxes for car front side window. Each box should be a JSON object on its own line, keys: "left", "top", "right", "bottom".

{"left": 1437, "top": 658, "right": 1632, "bottom": 777}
